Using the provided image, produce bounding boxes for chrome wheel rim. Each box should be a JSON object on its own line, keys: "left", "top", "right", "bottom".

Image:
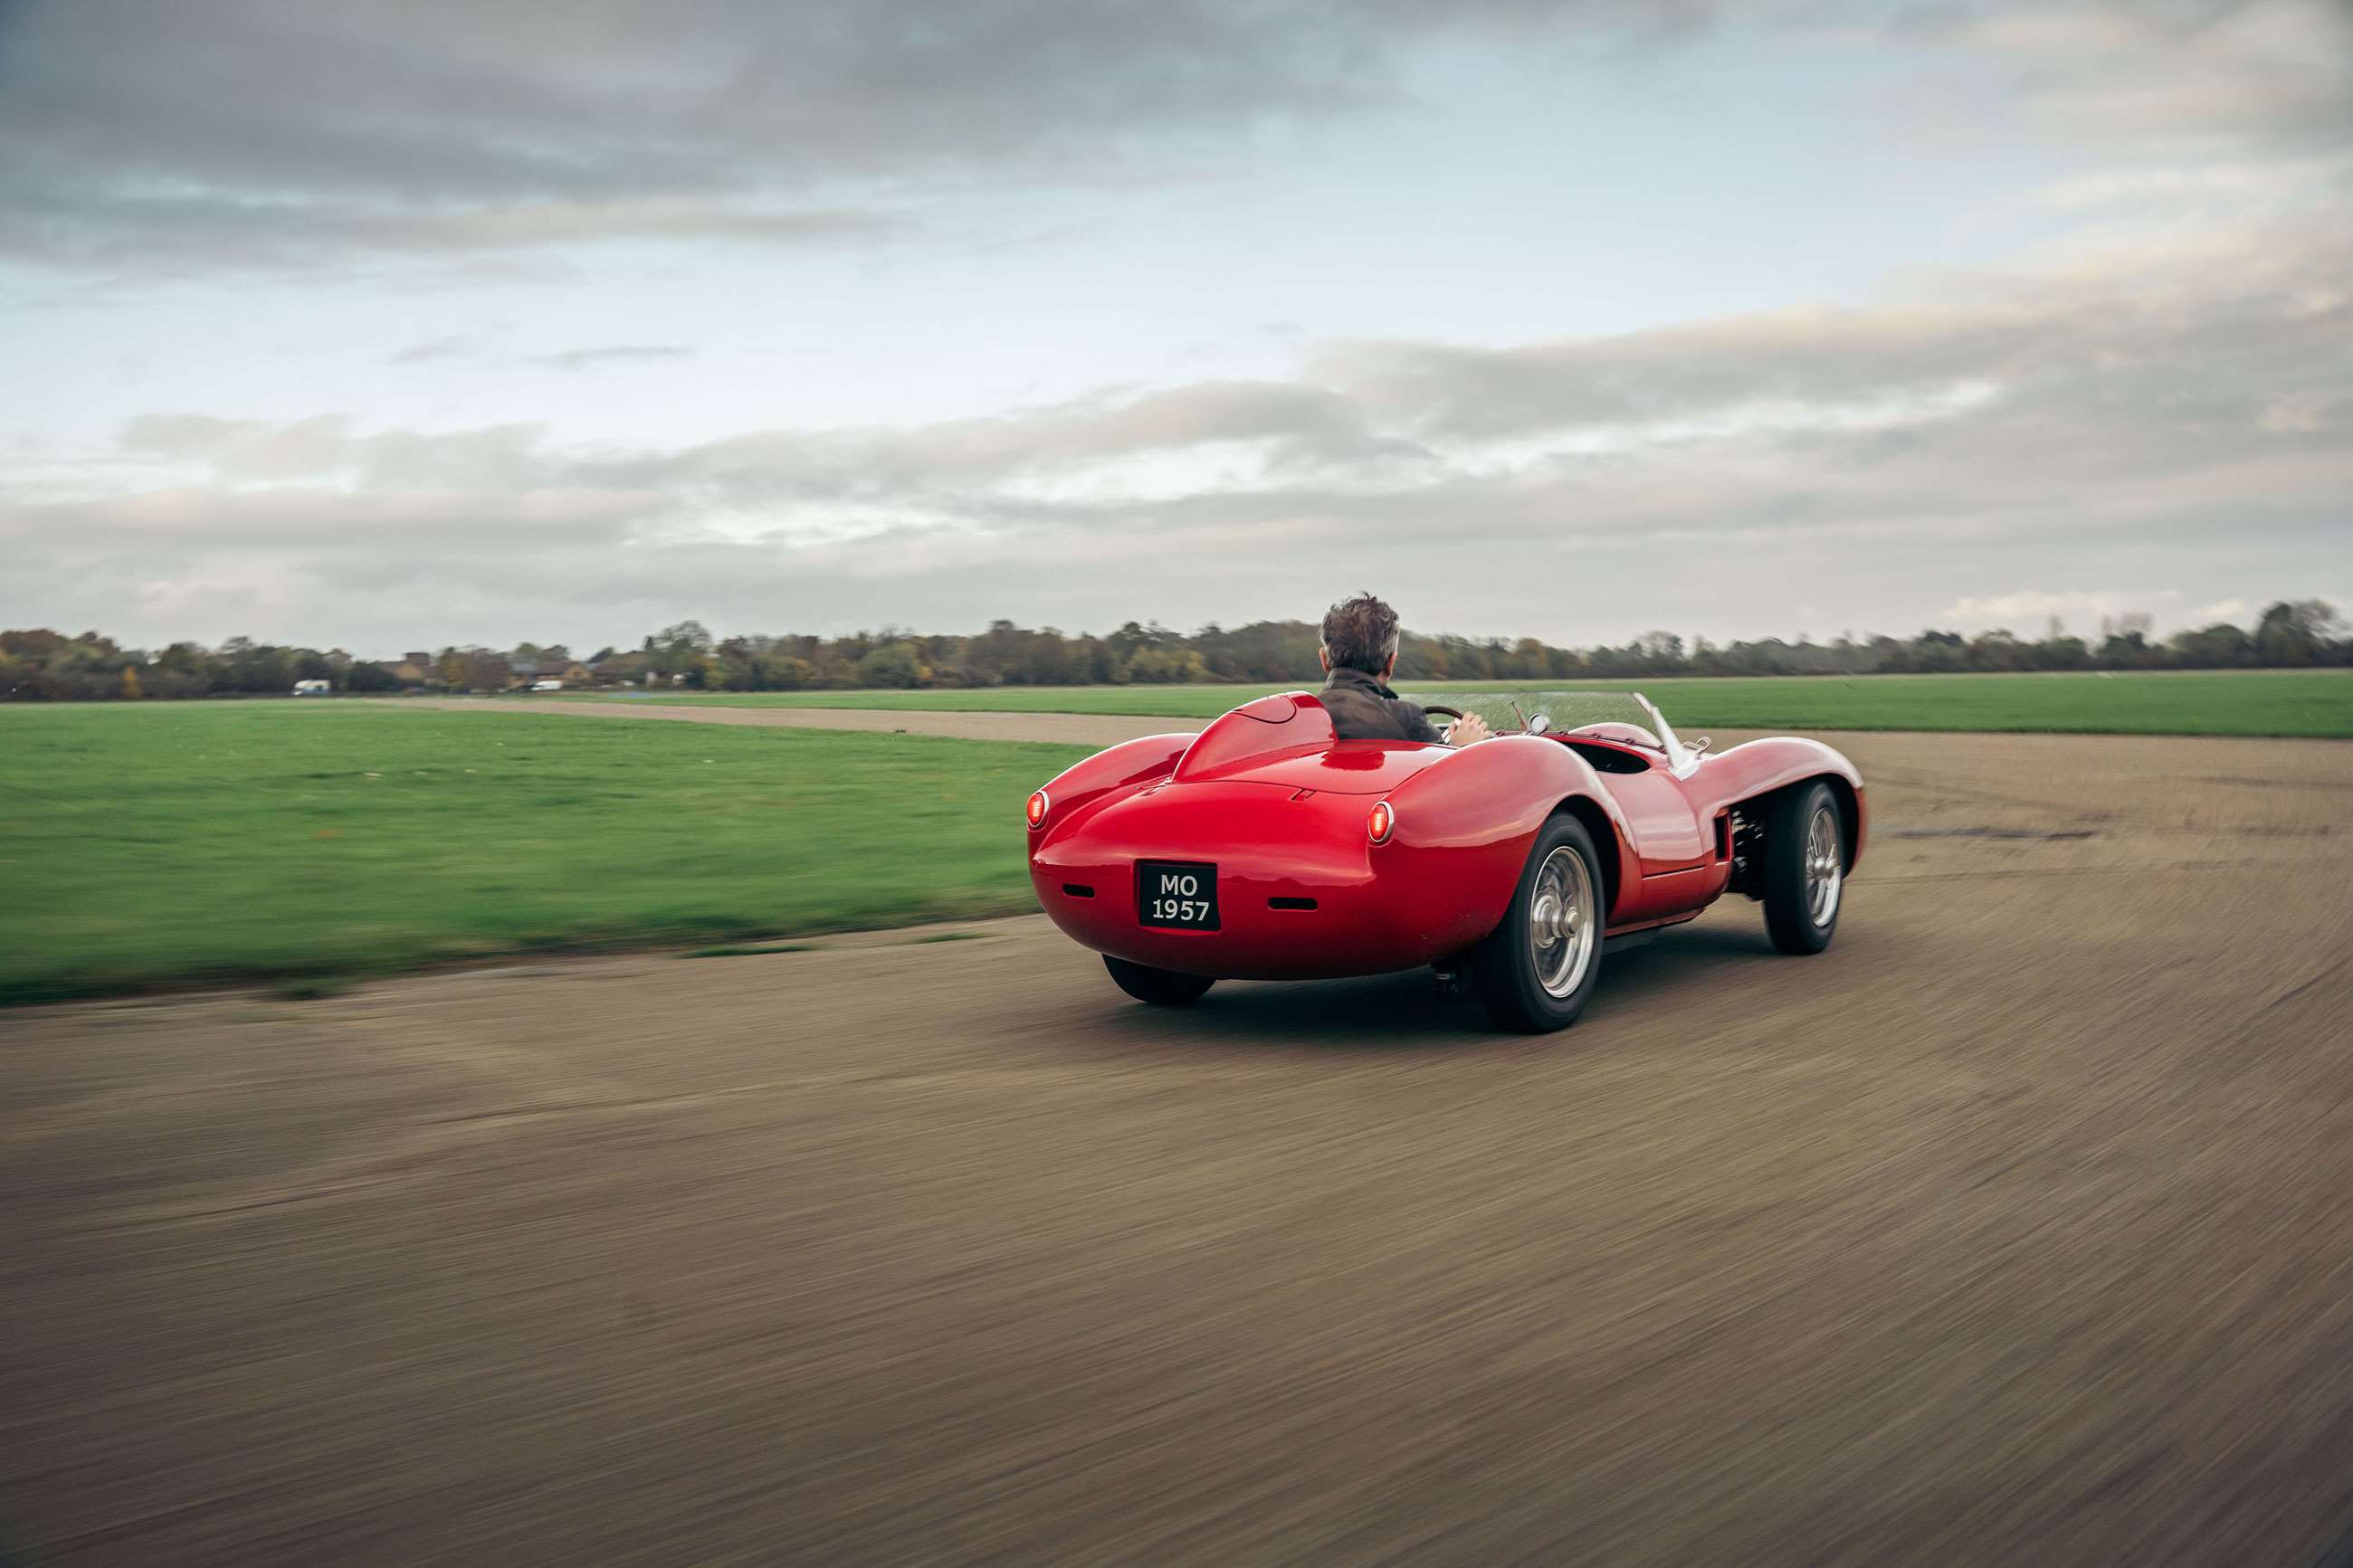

{"left": 1528, "top": 846, "right": 1597, "bottom": 999}
{"left": 1805, "top": 805, "right": 1842, "bottom": 927}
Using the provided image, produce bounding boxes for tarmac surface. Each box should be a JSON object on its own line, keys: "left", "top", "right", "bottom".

{"left": 5, "top": 708, "right": 2353, "bottom": 1565}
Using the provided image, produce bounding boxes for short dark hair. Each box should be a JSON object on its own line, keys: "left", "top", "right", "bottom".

{"left": 1321, "top": 592, "right": 1401, "bottom": 675}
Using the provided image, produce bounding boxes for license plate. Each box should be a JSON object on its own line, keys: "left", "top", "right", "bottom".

{"left": 1137, "top": 860, "right": 1219, "bottom": 930}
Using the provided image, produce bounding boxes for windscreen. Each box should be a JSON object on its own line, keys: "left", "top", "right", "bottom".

{"left": 1400, "top": 689, "right": 1664, "bottom": 744}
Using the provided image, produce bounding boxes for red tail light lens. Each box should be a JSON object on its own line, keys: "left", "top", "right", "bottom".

{"left": 1026, "top": 789, "right": 1050, "bottom": 830}
{"left": 1367, "top": 800, "right": 1395, "bottom": 844}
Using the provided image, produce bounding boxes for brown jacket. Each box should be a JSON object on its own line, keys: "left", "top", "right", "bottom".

{"left": 1319, "top": 666, "right": 1443, "bottom": 744}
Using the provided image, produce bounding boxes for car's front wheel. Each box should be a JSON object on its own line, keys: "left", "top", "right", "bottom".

{"left": 1762, "top": 780, "right": 1844, "bottom": 955}
{"left": 1471, "top": 813, "right": 1605, "bottom": 1032}
{"left": 1103, "top": 955, "right": 1215, "bottom": 1005}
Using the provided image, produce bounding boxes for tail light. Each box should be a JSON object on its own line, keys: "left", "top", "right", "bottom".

{"left": 1025, "top": 789, "right": 1050, "bottom": 831}
{"left": 1367, "top": 800, "right": 1395, "bottom": 844}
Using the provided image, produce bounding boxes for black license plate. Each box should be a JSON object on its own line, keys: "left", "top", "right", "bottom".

{"left": 1137, "top": 860, "right": 1219, "bottom": 930}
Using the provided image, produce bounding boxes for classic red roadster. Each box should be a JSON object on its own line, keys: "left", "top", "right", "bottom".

{"left": 1025, "top": 689, "right": 1865, "bottom": 1031}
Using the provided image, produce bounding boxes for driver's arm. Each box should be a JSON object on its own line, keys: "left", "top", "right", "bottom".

{"left": 1445, "top": 711, "right": 1492, "bottom": 746}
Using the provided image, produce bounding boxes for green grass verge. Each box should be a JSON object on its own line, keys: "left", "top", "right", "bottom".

{"left": 548, "top": 670, "right": 2353, "bottom": 736}
{"left": 0, "top": 704, "right": 1084, "bottom": 1005}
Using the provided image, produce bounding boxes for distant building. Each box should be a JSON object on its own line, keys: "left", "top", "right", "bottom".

{"left": 507, "top": 658, "right": 592, "bottom": 688}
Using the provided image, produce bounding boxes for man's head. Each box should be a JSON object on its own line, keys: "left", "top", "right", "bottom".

{"left": 1319, "top": 592, "right": 1402, "bottom": 679}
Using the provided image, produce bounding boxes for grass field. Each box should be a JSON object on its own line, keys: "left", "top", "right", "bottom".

{"left": 550, "top": 670, "right": 2353, "bottom": 737}
{"left": 0, "top": 704, "right": 1085, "bottom": 1004}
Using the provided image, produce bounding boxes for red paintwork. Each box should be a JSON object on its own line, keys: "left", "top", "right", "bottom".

{"left": 1027, "top": 691, "right": 1865, "bottom": 981}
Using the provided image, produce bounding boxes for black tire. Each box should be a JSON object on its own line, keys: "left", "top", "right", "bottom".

{"left": 1470, "top": 813, "right": 1606, "bottom": 1032}
{"left": 1762, "top": 780, "right": 1844, "bottom": 955}
{"left": 1103, "top": 955, "right": 1215, "bottom": 1005}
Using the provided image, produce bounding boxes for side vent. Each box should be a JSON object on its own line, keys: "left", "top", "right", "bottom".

{"left": 1062, "top": 883, "right": 1096, "bottom": 898}
{"left": 1268, "top": 897, "right": 1318, "bottom": 911}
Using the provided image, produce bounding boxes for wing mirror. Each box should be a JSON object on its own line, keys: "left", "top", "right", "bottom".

{"left": 1504, "top": 701, "right": 1554, "bottom": 737}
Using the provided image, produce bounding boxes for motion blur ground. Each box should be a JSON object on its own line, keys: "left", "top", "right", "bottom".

{"left": 5, "top": 727, "right": 2350, "bottom": 1563}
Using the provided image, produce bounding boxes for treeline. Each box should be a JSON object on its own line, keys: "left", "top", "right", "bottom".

{"left": 2, "top": 600, "right": 2345, "bottom": 701}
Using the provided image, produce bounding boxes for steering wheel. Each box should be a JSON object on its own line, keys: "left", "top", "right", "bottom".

{"left": 1418, "top": 702, "right": 1467, "bottom": 742}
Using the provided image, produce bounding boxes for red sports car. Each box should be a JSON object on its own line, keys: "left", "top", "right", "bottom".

{"left": 1024, "top": 689, "right": 1865, "bottom": 1031}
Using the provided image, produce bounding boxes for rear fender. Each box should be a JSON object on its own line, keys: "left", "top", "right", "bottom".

{"left": 1556, "top": 794, "right": 1633, "bottom": 920}
{"left": 1383, "top": 736, "right": 1639, "bottom": 927}
{"left": 1032, "top": 734, "right": 1194, "bottom": 841}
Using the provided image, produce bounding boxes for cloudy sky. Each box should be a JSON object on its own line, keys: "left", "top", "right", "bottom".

{"left": 4, "top": 0, "right": 2348, "bottom": 655}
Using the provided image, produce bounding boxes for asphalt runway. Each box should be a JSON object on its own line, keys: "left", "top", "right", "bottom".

{"left": 5, "top": 713, "right": 2352, "bottom": 1565}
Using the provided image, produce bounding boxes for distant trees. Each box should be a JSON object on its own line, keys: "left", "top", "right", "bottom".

{"left": 1120, "top": 646, "right": 1212, "bottom": 683}
{"left": 0, "top": 630, "right": 213, "bottom": 700}
{"left": 436, "top": 647, "right": 513, "bottom": 692}
{"left": 2256, "top": 600, "right": 2341, "bottom": 666}
{"left": 2, "top": 600, "right": 2346, "bottom": 701}
{"left": 854, "top": 641, "right": 925, "bottom": 688}
{"left": 2170, "top": 622, "right": 2253, "bottom": 667}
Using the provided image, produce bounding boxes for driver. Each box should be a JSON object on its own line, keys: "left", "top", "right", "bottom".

{"left": 1318, "top": 593, "right": 1493, "bottom": 746}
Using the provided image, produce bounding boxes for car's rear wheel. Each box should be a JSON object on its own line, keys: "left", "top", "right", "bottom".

{"left": 1103, "top": 955, "right": 1215, "bottom": 1005}
{"left": 1471, "top": 813, "right": 1605, "bottom": 1032}
{"left": 1762, "top": 780, "right": 1843, "bottom": 955}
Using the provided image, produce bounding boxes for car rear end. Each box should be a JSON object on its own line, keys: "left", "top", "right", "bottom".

{"left": 1034, "top": 778, "right": 1442, "bottom": 979}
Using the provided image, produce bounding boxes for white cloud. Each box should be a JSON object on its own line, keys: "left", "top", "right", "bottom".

{"left": 526, "top": 345, "right": 697, "bottom": 372}
{"left": 2187, "top": 597, "right": 2251, "bottom": 625}
{"left": 4, "top": 195, "right": 2341, "bottom": 651}
{"left": 1940, "top": 590, "right": 2180, "bottom": 629}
